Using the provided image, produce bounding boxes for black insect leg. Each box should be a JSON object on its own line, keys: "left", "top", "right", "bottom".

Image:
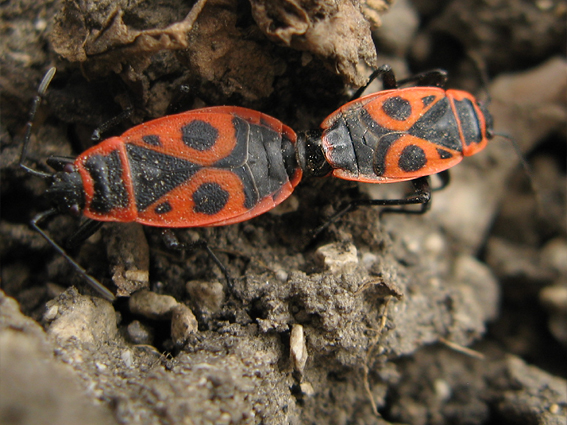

{"left": 91, "top": 107, "right": 134, "bottom": 142}
{"left": 397, "top": 69, "right": 448, "bottom": 88}
{"left": 351, "top": 64, "right": 398, "bottom": 100}
{"left": 376, "top": 177, "right": 432, "bottom": 216}
{"left": 66, "top": 219, "right": 104, "bottom": 249}
{"left": 352, "top": 66, "right": 449, "bottom": 102}
{"left": 31, "top": 209, "right": 115, "bottom": 301}
{"left": 45, "top": 156, "right": 75, "bottom": 171}
{"left": 432, "top": 170, "right": 451, "bottom": 192}
{"left": 311, "top": 176, "right": 433, "bottom": 239}
{"left": 161, "top": 229, "right": 233, "bottom": 289}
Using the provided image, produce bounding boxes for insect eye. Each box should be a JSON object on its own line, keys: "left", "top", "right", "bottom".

{"left": 64, "top": 164, "right": 75, "bottom": 174}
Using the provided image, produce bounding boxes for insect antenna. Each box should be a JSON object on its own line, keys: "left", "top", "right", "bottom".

{"left": 20, "top": 67, "right": 57, "bottom": 178}
{"left": 468, "top": 51, "right": 542, "bottom": 210}
{"left": 493, "top": 131, "right": 543, "bottom": 213}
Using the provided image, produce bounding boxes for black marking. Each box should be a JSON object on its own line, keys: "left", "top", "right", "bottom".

{"left": 408, "top": 97, "right": 462, "bottom": 151}
{"left": 454, "top": 98, "right": 482, "bottom": 146}
{"left": 422, "top": 95, "right": 436, "bottom": 107}
{"left": 213, "top": 117, "right": 249, "bottom": 169}
{"left": 372, "top": 133, "right": 403, "bottom": 176}
{"left": 478, "top": 102, "right": 493, "bottom": 137}
{"left": 216, "top": 116, "right": 299, "bottom": 210}
{"left": 324, "top": 107, "right": 403, "bottom": 178}
{"left": 84, "top": 150, "right": 129, "bottom": 213}
{"left": 213, "top": 116, "right": 256, "bottom": 209}
{"left": 126, "top": 144, "right": 201, "bottom": 211}
{"left": 323, "top": 116, "right": 358, "bottom": 174}
{"left": 398, "top": 145, "right": 427, "bottom": 172}
{"left": 382, "top": 96, "right": 412, "bottom": 121}
{"left": 281, "top": 134, "right": 299, "bottom": 181}
{"left": 193, "top": 182, "right": 229, "bottom": 215}
{"left": 242, "top": 117, "right": 289, "bottom": 209}
{"left": 142, "top": 135, "right": 161, "bottom": 146}
{"left": 437, "top": 148, "right": 453, "bottom": 159}
{"left": 181, "top": 119, "right": 219, "bottom": 151}
{"left": 154, "top": 201, "right": 172, "bottom": 215}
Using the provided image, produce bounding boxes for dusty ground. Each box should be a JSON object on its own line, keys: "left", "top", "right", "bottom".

{"left": 1, "top": 0, "right": 566, "bottom": 424}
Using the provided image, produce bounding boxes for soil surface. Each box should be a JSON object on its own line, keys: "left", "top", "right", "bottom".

{"left": 1, "top": 1, "right": 566, "bottom": 424}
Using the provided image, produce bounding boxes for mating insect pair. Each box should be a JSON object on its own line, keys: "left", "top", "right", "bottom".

{"left": 19, "top": 65, "right": 493, "bottom": 300}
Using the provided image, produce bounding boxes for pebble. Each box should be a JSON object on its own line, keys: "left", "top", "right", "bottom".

{"left": 128, "top": 290, "right": 178, "bottom": 320}
{"left": 315, "top": 242, "right": 358, "bottom": 273}
{"left": 171, "top": 304, "right": 198, "bottom": 345}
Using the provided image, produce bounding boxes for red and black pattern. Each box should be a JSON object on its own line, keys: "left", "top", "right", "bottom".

{"left": 21, "top": 66, "right": 496, "bottom": 300}
{"left": 72, "top": 106, "right": 302, "bottom": 227}
{"left": 314, "top": 87, "right": 491, "bottom": 183}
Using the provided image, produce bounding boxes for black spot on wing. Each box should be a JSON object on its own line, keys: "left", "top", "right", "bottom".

{"left": 142, "top": 135, "right": 161, "bottom": 146}
{"left": 437, "top": 148, "right": 453, "bottom": 159}
{"left": 154, "top": 201, "right": 172, "bottom": 215}
{"left": 382, "top": 96, "right": 412, "bottom": 121}
{"left": 181, "top": 119, "right": 219, "bottom": 151}
{"left": 398, "top": 145, "right": 427, "bottom": 172}
{"left": 422, "top": 95, "right": 436, "bottom": 107}
{"left": 193, "top": 182, "right": 229, "bottom": 215}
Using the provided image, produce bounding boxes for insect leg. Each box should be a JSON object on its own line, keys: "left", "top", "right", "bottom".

{"left": 31, "top": 209, "right": 115, "bottom": 301}
{"left": 351, "top": 64, "right": 399, "bottom": 100}
{"left": 66, "top": 219, "right": 105, "bottom": 249}
{"left": 432, "top": 170, "right": 451, "bottom": 191}
{"left": 311, "top": 177, "right": 433, "bottom": 238}
{"left": 397, "top": 69, "right": 448, "bottom": 88}
{"left": 161, "top": 229, "right": 233, "bottom": 289}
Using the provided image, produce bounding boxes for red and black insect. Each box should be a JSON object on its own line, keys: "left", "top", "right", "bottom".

{"left": 297, "top": 64, "right": 494, "bottom": 224}
{"left": 20, "top": 68, "right": 301, "bottom": 300}
{"left": 21, "top": 65, "right": 494, "bottom": 300}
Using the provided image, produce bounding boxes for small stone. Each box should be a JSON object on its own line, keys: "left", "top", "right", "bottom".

{"left": 361, "top": 252, "right": 378, "bottom": 270}
{"left": 300, "top": 382, "right": 315, "bottom": 397}
{"left": 290, "top": 324, "right": 308, "bottom": 375}
{"left": 541, "top": 238, "right": 567, "bottom": 275}
{"left": 103, "top": 223, "right": 150, "bottom": 297}
{"left": 539, "top": 282, "right": 567, "bottom": 347}
{"left": 127, "top": 320, "right": 154, "bottom": 345}
{"left": 43, "top": 303, "right": 59, "bottom": 322}
{"left": 315, "top": 242, "right": 358, "bottom": 273}
{"left": 128, "top": 290, "right": 178, "bottom": 320}
{"left": 186, "top": 280, "right": 225, "bottom": 314}
{"left": 47, "top": 288, "right": 117, "bottom": 345}
{"left": 171, "top": 304, "right": 198, "bottom": 345}
{"left": 275, "top": 269, "right": 289, "bottom": 282}
{"left": 121, "top": 349, "right": 134, "bottom": 368}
